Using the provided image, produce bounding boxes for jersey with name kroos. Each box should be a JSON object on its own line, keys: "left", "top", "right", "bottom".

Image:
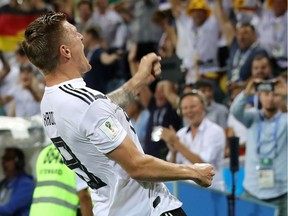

{"left": 41, "top": 78, "right": 181, "bottom": 216}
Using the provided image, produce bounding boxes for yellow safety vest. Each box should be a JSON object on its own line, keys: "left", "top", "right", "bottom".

{"left": 29, "top": 145, "right": 79, "bottom": 216}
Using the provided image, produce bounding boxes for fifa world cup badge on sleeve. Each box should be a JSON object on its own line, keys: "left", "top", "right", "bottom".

{"left": 100, "top": 117, "right": 121, "bottom": 141}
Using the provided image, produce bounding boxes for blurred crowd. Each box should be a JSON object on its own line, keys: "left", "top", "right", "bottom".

{"left": 0, "top": 0, "right": 287, "bottom": 215}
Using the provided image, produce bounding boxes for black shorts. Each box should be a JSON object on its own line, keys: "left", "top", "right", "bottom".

{"left": 160, "top": 207, "right": 187, "bottom": 216}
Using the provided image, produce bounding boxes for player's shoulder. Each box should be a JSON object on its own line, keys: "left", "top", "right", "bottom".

{"left": 41, "top": 84, "right": 110, "bottom": 119}
{"left": 57, "top": 84, "right": 107, "bottom": 106}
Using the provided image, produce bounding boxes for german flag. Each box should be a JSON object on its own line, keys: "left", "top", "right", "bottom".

{"left": 0, "top": 5, "right": 47, "bottom": 52}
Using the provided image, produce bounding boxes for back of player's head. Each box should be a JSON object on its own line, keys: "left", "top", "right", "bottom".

{"left": 22, "top": 11, "right": 67, "bottom": 75}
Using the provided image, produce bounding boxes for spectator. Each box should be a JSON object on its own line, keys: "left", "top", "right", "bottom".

{"left": 30, "top": 144, "right": 93, "bottom": 216}
{"left": 161, "top": 81, "right": 195, "bottom": 127}
{"left": 0, "top": 52, "right": 10, "bottom": 83}
{"left": 128, "top": 43, "right": 181, "bottom": 160}
{"left": 0, "top": 52, "right": 11, "bottom": 115}
{"left": 7, "top": 63, "right": 44, "bottom": 117}
{"left": 91, "top": 0, "right": 128, "bottom": 50}
{"left": 1, "top": 46, "right": 43, "bottom": 116}
{"left": 0, "top": 147, "right": 34, "bottom": 216}
{"left": 168, "top": 0, "right": 190, "bottom": 60}
{"left": 257, "top": 0, "right": 287, "bottom": 72}
{"left": 82, "top": 12, "right": 129, "bottom": 91}
{"left": 194, "top": 78, "right": 229, "bottom": 129}
{"left": 228, "top": 22, "right": 268, "bottom": 83}
{"left": 127, "top": 0, "right": 162, "bottom": 83}
{"left": 15, "top": 45, "right": 31, "bottom": 66}
{"left": 246, "top": 55, "right": 274, "bottom": 109}
{"left": 82, "top": 26, "right": 122, "bottom": 93}
{"left": 230, "top": 78, "right": 287, "bottom": 216}
{"left": 232, "top": 0, "right": 260, "bottom": 26}
{"left": 75, "top": 0, "right": 94, "bottom": 33}
{"left": 14, "top": 45, "right": 43, "bottom": 82}
{"left": 161, "top": 80, "right": 183, "bottom": 110}
{"left": 125, "top": 98, "right": 150, "bottom": 148}
{"left": 152, "top": 2, "right": 177, "bottom": 58}
{"left": 129, "top": 0, "right": 162, "bottom": 49}
{"left": 214, "top": 0, "right": 268, "bottom": 83}
{"left": 52, "top": 0, "right": 75, "bottom": 24}
{"left": 140, "top": 80, "right": 182, "bottom": 160}
{"left": 161, "top": 90, "right": 226, "bottom": 190}
{"left": 180, "top": 83, "right": 195, "bottom": 94}
{"left": 113, "top": 1, "right": 134, "bottom": 29}
{"left": 226, "top": 54, "right": 275, "bottom": 155}
{"left": 112, "top": 1, "right": 134, "bottom": 82}
{"left": 176, "top": 0, "right": 221, "bottom": 83}
{"left": 250, "top": 55, "right": 274, "bottom": 80}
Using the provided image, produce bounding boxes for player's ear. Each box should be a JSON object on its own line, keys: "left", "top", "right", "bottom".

{"left": 59, "top": 45, "right": 71, "bottom": 59}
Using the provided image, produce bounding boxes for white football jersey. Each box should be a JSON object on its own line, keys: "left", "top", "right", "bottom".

{"left": 41, "top": 78, "right": 182, "bottom": 216}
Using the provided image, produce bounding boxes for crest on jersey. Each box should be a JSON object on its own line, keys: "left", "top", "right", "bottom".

{"left": 100, "top": 117, "right": 120, "bottom": 141}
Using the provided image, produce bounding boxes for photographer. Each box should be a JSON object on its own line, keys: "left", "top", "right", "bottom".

{"left": 230, "top": 79, "right": 287, "bottom": 216}
{"left": 246, "top": 55, "right": 275, "bottom": 109}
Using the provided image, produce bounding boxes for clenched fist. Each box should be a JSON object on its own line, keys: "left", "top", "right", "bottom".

{"left": 191, "top": 163, "right": 215, "bottom": 188}
{"left": 135, "top": 53, "right": 162, "bottom": 85}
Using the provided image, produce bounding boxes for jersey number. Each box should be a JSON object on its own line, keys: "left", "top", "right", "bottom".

{"left": 51, "top": 136, "right": 107, "bottom": 190}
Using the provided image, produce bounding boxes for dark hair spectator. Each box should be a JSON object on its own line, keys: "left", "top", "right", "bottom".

{"left": 0, "top": 147, "right": 34, "bottom": 216}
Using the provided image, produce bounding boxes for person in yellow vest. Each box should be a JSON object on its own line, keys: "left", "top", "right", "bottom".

{"left": 29, "top": 144, "right": 93, "bottom": 216}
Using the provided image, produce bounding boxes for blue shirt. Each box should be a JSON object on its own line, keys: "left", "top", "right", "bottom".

{"left": 230, "top": 92, "right": 287, "bottom": 199}
{"left": 0, "top": 172, "right": 35, "bottom": 216}
{"left": 227, "top": 39, "right": 268, "bottom": 82}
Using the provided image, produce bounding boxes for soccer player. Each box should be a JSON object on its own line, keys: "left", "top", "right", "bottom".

{"left": 22, "top": 12, "right": 215, "bottom": 216}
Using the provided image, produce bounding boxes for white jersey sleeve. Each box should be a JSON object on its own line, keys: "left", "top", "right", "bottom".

{"left": 80, "top": 98, "right": 127, "bottom": 154}
{"left": 75, "top": 175, "right": 89, "bottom": 192}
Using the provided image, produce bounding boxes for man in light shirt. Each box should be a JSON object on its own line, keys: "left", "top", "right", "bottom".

{"left": 257, "top": 0, "right": 287, "bottom": 72}
{"left": 175, "top": 0, "right": 220, "bottom": 83}
{"left": 230, "top": 78, "right": 287, "bottom": 216}
{"left": 161, "top": 90, "right": 226, "bottom": 191}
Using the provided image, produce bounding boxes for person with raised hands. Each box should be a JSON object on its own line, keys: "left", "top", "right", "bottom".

{"left": 230, "top": 77, "right": 287, "bottom": 216}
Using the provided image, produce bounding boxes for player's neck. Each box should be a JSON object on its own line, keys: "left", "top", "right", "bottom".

{"left": 45, "top": 69, "right": 82, "bottom": 87}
